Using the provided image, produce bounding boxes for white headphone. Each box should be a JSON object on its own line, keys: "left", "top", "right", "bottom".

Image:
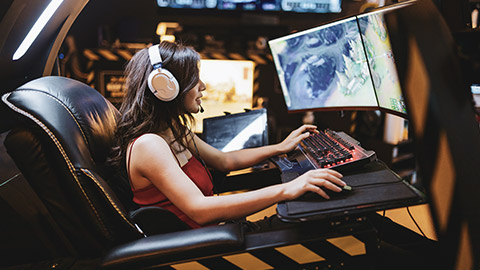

{"left": 147, "top": 44, "right": 180, "bottom": 102}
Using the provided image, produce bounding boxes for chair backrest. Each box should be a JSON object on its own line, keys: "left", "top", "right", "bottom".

{"left": 2, "top": 76, "right": 143, "bottom": 257}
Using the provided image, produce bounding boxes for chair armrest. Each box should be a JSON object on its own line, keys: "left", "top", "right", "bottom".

{"left": 129, "top": 206, "right": 190, "bottom": 235}
{"left": 101, "top": 223, "right": 244, "bottom": 269}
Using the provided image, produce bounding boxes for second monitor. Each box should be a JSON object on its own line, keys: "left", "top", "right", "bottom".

{"left": 202, "top": 108, "right": 268, "bottom": 152}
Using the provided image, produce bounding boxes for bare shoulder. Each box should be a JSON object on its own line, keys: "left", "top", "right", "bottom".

{"left": 129, "top": 133, "right": 180, "bottom": 187}
{"left": 132, "top": 133, "right": 170, "bottom": 154}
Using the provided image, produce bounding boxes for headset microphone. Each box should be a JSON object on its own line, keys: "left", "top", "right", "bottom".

{"left": 199, "top": 105, "right": 204, "bottom": 113}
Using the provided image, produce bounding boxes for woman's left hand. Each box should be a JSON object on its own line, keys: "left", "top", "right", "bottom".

{"left": 278, "top": 124, "right": 318, "bottom": 154}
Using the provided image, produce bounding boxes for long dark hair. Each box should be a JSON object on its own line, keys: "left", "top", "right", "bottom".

{"left": 109, "top": 41, "right": 200, "bottom": 171}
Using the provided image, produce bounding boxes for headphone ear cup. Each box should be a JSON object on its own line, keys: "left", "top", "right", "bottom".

{"left": 147, "top": 68, "right": 180, "bottom": 102}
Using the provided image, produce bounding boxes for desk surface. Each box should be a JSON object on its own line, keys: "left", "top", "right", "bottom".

{"left": 277, "top": 161, "right": 426, "bottom": 222}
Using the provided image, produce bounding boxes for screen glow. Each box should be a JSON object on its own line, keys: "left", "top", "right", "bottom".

{"left": 194, "top": 59, "right": 255, "bottom": 132}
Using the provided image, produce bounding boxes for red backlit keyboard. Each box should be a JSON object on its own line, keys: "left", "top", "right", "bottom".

{"left": 299, "top": 129, "right": 376, "bottom": 171}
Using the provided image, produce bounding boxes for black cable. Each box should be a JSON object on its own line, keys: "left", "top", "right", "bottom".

{"left": 406, "top": 206, "right": 427, "bottom": 238}
{"left": 191, "top": 132, "right": 219, "bottom": 195}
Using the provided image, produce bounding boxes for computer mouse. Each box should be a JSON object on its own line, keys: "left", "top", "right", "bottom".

{"left": 301, "top": 185, "right": 353, "bottom": 200}
{"left": 342, "top": 185, "right": 353, "bottom": 193}
{"left": 323, "top": 184, "right": 353, "bottom": 198}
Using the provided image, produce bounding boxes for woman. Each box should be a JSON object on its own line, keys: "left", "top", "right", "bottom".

{"left": 109, "top": 41, "right": 345, "bottom": 230}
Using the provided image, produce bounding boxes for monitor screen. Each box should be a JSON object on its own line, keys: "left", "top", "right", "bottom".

{"left": 156, "top": 0, "right": 341, "bottom": 13}
{"left": 218, "top": 0, "right": 280, "bottom": 11}
{"left": 202, "top": 108, "right": 268, "bottom": 152}
{"left": 193, "top": 59, "right": 255, "bottom": 133}
{"left": 280, "top": 0, "right": 341, "bottom": 13}
{"left": 358, "top": 12, "right": 405, "bottom": 114}
{"left": 471, "top": 84, "right": 480, "bottom": 108}
{"left": 269, "top": 7, "right": 407, "bottom": 116}
{"left": 156, "top": 0, "right": 217, "bottom": 9}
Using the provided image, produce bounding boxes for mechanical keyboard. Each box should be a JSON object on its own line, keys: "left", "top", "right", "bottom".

{"left": 271, "top": 129, "right": 377, "bottom": 174}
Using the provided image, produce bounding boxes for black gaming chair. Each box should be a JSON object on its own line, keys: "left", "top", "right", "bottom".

{"left": 2, "top": 76, "right": 244, "bottom": 268}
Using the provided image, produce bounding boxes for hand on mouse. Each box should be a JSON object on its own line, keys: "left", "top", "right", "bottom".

{"left": 282, "top": 168, "right": 345, "bottom": 200}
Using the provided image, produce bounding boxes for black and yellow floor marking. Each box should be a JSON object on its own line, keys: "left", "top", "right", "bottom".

{"left": 166, "top": 236, "right": 367, "bottom": 270}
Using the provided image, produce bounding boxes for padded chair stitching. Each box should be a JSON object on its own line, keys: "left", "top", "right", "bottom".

{"left": 2, "top": 93, "right": 76, "bottom": 174}
{"left": 2, "top": 92, "right": 111, "bottom": 237}
{"left": 80, "top": 168, "right": 140, "bottom": 232}
{"left": 10, "top": 89, "right": 89, "bottom": 146}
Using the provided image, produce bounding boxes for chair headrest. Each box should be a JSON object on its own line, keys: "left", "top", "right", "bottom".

{"left": 2, "top": 76, "right": 119, "bottom": 168}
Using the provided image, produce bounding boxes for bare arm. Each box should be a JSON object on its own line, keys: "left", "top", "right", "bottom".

{"left": 192, "top": 124, "right": 318, "bottom": 172}
{"left": 130, "top": 133, "right": 344, "bottom": 225}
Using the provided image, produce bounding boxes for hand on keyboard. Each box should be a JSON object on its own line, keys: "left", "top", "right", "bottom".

{"left": 277, "top": 124, "right": 319, "bottom": 153}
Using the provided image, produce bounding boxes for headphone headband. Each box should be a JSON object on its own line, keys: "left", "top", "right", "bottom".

{"left": 148, "top": 45, "right": 163, "bottom": 67}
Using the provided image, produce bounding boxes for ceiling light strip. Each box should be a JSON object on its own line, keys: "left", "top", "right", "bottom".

{"left": 13, "top": 0, "right": 64, "bottom": 60}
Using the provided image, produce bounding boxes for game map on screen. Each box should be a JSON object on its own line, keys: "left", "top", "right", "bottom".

{"left": 269, "top": 11, "right": 406, "bottom": 115}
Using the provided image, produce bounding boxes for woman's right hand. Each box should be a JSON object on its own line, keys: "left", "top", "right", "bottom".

{"left": 277, "top": 124, "right": 318, "bottom": 154}
{"left": 282, "top": 169, "right": 345, "bottom": 200}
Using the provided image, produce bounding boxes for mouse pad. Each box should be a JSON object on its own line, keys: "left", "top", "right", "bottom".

{"left": 279, "top": 161, "right": 424, "bottom": 218}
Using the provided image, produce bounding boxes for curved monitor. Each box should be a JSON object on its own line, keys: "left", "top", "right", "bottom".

{"left": 269, "top": 3, "right": 409, "bottom": 116}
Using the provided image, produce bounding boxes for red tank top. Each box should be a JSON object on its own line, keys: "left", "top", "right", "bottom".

{"left": 128, "top": 138, "right": 213, "bottom": 229}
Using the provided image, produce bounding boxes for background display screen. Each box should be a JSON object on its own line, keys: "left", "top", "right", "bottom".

{"left": 157, "top": 0, "right": 341, "bottom": 13}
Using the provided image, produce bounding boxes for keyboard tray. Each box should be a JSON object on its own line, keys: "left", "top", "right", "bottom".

{"left": 276, "top": 161, "right": 426, "bottom": 222}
